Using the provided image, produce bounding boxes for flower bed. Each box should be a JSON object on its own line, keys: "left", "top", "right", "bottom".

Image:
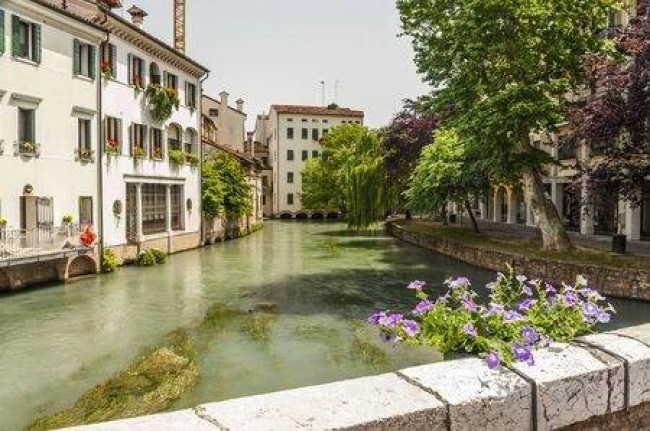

{"left": 369, "top": 267, "right": 614, "bottom": 369}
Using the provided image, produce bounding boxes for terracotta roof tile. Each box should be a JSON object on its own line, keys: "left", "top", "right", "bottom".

{"left": 271, "top": 104, "right": 364, "bottom": 118}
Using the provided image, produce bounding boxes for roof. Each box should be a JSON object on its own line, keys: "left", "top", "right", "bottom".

{"left": 271, "top": 104, "right": 364, "bottom": 118}
{"left": 30, "top": 0, "right": 107, "bottom": 33}
{"left": 202, "top": 94, "right": 247, "bottom": 116}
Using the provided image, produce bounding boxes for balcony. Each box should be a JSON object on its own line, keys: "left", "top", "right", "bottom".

{"left": 0, "top": 224, "right": 92, "bottom": 266}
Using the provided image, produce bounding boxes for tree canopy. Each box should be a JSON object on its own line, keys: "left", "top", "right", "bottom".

{"left": 202, "top": 152, "right": 252, "bottom": 220}
{"left": 301, "top": 124, "right": 393, "bottom": 229}
{"left": 397, "top": 0, "right": 615, "bottom": 250}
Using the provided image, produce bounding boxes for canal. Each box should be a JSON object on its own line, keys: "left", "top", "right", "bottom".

{"left": 1, "top": 221, "right": 649, "bottom": 430}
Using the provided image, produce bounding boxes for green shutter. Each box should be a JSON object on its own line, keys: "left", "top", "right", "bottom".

{"left": 0, "top": 9, "right": 5, "bottom": 55}
{"left": 89, "top": 45, "right": 96, "bottom": 79}
{"left": 11, "top": 15, "right": 19, "bottom": 56}
{"left": 32, "top": 23, "right": 41, "bottom": 63}
{"left": 73, "top": 39, "right": 80, "bottom": 74}
{"left": 110, "top": 44, "right": 117, "bottom": 75}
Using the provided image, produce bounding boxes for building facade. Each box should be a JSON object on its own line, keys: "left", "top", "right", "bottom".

{"left": 202, "top": 92, "right": 246, "bottom": 153}
{"left": 254, "top": 104, "right": 364, "bottom": 217}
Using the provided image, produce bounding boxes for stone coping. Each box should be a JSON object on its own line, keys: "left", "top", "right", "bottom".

{"left": 65, "top": 324, "right": 650, "bottom": 431}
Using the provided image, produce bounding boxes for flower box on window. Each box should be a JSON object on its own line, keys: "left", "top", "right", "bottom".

{"left": 132, "top": 76, "right": 144, "bottom": 97}
{"left": 77, "top": 148, "right": 95, "bottom": 162}
{"left": 132, "top": 146, "right": 145, "bottom": 159}
{"left": 18, "top": 141, "right": 40, "bottom": 157}
{"left": 105, "top": 139, "right": 120, "bottom": 156}
{"left": 151, "top": 147, "right": 164, "bottom": 161}
{"left": 185, "top": 152, "right": 200, "bottom": 167}
{"left": 101, "top": 61, "right": 114, "bottom": 81}
{"left": 145, "top": 84, "right": 180, "bottom": 122}
{"left": 168, "top": 149, "right": 185, "bottom": 166}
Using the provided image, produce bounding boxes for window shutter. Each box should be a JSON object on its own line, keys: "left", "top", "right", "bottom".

{"left": 32, "top": 23, "right": 41, "bottom": 63}
{"left": 127, "top": 53, "right": 132, "bottom": 85}
{"left": 117, "top": 118, "right": 123, "bottom": 148}
{"left": 163, "top": 71, "right": 168, "bottom": 87}
{"left": 11, "top": 15, "right": 19, "bottom": 56}
{"left": 129, "top": 124, "right": 134, "bottom": 155}
{"left": 184, "top": 81, "right": 189, "bottom": 105}
{"left": 89, "top": 45, "right": 96, "bottom": 79}
{"left": 29, "top": 111, "right": 35, "bottom": 143}
{"left": 143, "top": 126, "right": 148, "bottom": 156}
{"left": 73, "top": 39, "right": 80, "bottom": 74}
{"left": 110, "top": 44, "right": 117, "bottom": 75}
{"left": 0, "top": 9, "right": 5, "bottom": 55}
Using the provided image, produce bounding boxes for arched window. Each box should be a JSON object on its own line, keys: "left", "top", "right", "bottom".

{"left": 149, "top": 62, "right": 161, "bottom": 85}
{"left": 167, "top": 123, "right": 182, "bottom": 151}
{"left": 185, "top": 128, "right": 198, "bottom": 154}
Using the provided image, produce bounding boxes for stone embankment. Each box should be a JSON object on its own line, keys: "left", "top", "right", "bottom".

{"left": 67, "top": 324, "right": 650, "bottom": 430}
{"left": 387, "top": 221, "right": 650, "bottom": 301}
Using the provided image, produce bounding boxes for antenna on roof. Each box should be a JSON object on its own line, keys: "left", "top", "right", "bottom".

{"left": 320, "top": 81, "right": 325, "bottom": 106}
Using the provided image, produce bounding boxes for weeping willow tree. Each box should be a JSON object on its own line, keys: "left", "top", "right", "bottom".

{"left": 302, "top": 124, "right": 393, "bottom": 229}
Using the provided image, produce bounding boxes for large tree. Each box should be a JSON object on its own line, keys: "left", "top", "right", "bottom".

{"left": 397, "top": 0, "right": 615, "bottom": 251}
{"left": 202, "top": 152, "right": 252, "bottom": 220}
{"left": 381, "top": 100, "right": 439, "bottom": 204}
{"left": 563, "top": 0, "right": 650, "bottom": 210}
{"left": 406, "top": 128, "right": 491, "bottom": 232}
{"left": 301, "top": 124, "right": 393, "bottom": 229}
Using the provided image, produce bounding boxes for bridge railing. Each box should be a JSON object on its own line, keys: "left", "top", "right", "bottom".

{"left": 0, "top": 224, "right": 84, "bottom": 262}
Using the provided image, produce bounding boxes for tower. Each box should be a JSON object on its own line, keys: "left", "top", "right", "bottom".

{"left": 174, "top": 0, "right": 186, "bottom": 53}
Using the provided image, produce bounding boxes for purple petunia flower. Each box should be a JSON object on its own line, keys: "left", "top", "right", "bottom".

{"left": 482, "top": 303, "right": 505, "bottom": 318}
{"left": 461, "top": 294, "right": 479, "bottom": 312}
{"left": 597, "top": 310, "right": 611, "bottom": 324}
{"left": 414, "top": 300, "right": 434, "bottom": 315}
{"left": 384, "top": 313, "right": 404, "bottom": 327}
{"left": 504, "top": 310, "right": 524, "bottom": 322}
{"left": 522, "top": 284, "right": 534, "bottom": 297}
{"left": 516, "top": 275, "right": 528, "bottom": 284}
{"left": 368, "top": 311, "right": 386, "bottom": 324}
{"left": 407, "top": 280, "right": 427, "bottom": 290}
{"left": 521, "top": 326, "right": 540, "bottom": 345}
{"left": 437, "top": 293, "right": 450, "bottom": 305}
{"left": 564, "top": 291, "right": 580, "bottom": 307}
{"left": 582, "top": 302, "right": 600, "bottom": 321}
{"left": 486, "top": 351, "right": 501, "bottom": 369}
{"left": 513, "top": 343, "right": 535, "bottom": 365}
{"left": 463, "top": 322, "right": 478, "bottom": 337}
{"left": 545, "top": 283, "right": 557, "bottom": 295}
{"left": 402, "top": 319, "right": 419, "bottom": 337}
{"left": 446, "top": 277, "right": 471, "bottom": 289}
{"left": 518, "top": 299, "right": 535, "bottom": 312}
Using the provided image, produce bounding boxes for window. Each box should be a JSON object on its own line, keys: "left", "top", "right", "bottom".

{"left": 18, "top": 108, "right": 35, "bottom": 144}
{"left": 12, "top": 16, "right": 41, "bottom": 63}
{"left": 79, "top": 196, "right": 93, "bottom": 226}
{"left": 262, "top": 176, "right": 269, "bottom": 186}
{"left": 78, "top": 118, "right": 92, "bottom": 151}
{"left": 287, "top": 194, "right": 294, "bottom": 205}
{"left": 301, "top": 128, "right": 308, "bottom": 140}
{"left": 73, "top": 39, "right": 96, "bottom": 79}
{"left": 128, "top": 54, "right": 145, "bottom": 87}
{"left": 302, "top": 150, "right": 308, "bottom": 161}
{"left": 287, "top": 127, "right": 294, "bottom": 139}
{"left": 355, "top": 120, "right": 361, "bottom": 124}
{"left": 185, "top": 82, "right": 197, "bottom": 109}
{"left": 150, "top": 128, "right": 163, "bottom": 159}
{"left": 142, "top": 184, "right": 167, "bottom": 235}
{"left": 209, "top": 108, "right": 218, "bottom": 117}
{"left": 101, "top": 43, "right": 117, "bottom": 78}
{"left": 287, "top": 172, "right": 294, "bottom": 184}
{"left": 149, "top": 62, "right": 161, "bottom": 85}
{"left": 312, "top": 128, "right": 319, "bottom": 141}
{"left": 261, "top": 156, "right": 269, "bottom": 166}
{"left": 287, "top": 149, "right": 294, "bottom": 161}
{"left": 105, "top": 116, "right": 122, "bottom": 153}
{"left": 164, "top": 72, "right": 178, "bottom": 90}
{"left": 322, "top": 119, "right": 329, "bottom": 124}
{"left": 312, "top": 150, "right": 319, "bottom": 158}
{"left": 287, "top": 118, "right": 294, "bottom": 122}
{"left": 301, "top": 118, "right": 307, "bottom": 123}
{"left": 171, "top": 185, "right": 183, "bottom": 230}
{"left": 130, "top": 123, "right": 147, "bottom": 157}
{"left": 168, "top": 125, "right": 182, "bottom": 151}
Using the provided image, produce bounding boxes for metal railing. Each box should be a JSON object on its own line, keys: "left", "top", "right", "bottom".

{"left": 0, "top": 224, "right": 86, "bottom": 262}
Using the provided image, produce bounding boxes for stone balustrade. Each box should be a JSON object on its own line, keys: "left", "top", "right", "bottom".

{"left": 66, "top": 323, "right": 650, "bottom": 431}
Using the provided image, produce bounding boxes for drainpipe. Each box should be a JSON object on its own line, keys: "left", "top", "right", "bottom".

{"left": 97, "top": 30, "right": 110, "bottom": 269}
{"left": 199, "top": 70, "right": 210, "bottom": 245}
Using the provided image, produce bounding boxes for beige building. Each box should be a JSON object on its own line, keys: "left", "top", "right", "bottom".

{"left": 202, "top": 92, "right": 246, "bottom": 153}
{"left": 254, "top": 104, "right": 364, "bottom": 218}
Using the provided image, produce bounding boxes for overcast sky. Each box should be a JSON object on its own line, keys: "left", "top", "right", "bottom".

{"left": 119, "top": 0, "right": 429, "bottom": 128}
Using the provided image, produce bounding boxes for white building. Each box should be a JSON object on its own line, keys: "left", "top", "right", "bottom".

{"left": 96, "top": 5, "right": 208, "bottom": 261}
{"left": 0, "top": 0, "right": 105, "bottom": 242}
{"left": 254, "top": 104, "right": 364, "bottom": 218}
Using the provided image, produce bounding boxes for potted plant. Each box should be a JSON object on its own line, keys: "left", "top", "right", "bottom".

{"left": 152, "top": 147, "right": 164, "bottom": 160}
{"left": 0, "top": 218, "right": 7, "bottom": 230}
{"left": 105, "top": 139, "right": 120, "bottom": 156}
{"left": 62, "top": 214, "right": 74, "bottom": 225}
{"left": 133, "top": 75, "right": 144, "bottom": 97}
{"left": 145, "top": 84, "right": 180, "bottom": 122}
{"left": 185, "top": 152, "right": 199, "bottom": 168}
{"left": 79, "top": 148, "right": 93, "bottom": 162}
{"left": 132, "top": 146, "right": 145, "bottom": 159}
{"left": 168, "top": 149, "right": 185, "bottom": 166}
{"left": 101, "top": 60, "right": 114, "bottom": 81}
{"left": 20, "top": 141, "right": 37, "bottom": 155}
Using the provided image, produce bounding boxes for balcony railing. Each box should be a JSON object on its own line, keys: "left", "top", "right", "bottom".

{"left": 0, "top": 224, "right": 89, "bottom": 263}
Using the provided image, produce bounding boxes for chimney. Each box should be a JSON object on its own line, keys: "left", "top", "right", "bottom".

{"left": 247, "top": 132, "right": 255, "bottom": 157}
{"left": 174, "top": 0, "right": 186, "bottom": 53}
{"left": 236, "top": 98, "right": 245, "bottom": 112}
{"left": 127, "top": 5, "right": 148, "bottom": 28}
{"left": 220, "top": 91, "right": 229, "bottom": 109}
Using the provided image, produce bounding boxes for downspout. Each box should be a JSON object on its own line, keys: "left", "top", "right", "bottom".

{"left": 199, "top": 70, "right": 210, "bottom": 245}
{"left": 97, "top": 29, "right": 110, "bottom": 269}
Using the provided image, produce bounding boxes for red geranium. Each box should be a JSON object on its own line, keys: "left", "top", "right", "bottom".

{"left": 80, "top": 226, "right": 97, "bottom": 247}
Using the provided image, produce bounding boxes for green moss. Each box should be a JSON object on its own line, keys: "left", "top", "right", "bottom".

{"left": 349, "top": 330, "right": 387, "bottom": 369}
{"left": 28, "top": 330, "right": 199, "bottom": 431}
{"left": 241, "top": 314, "right": 276, "bottom": 342}
{"left": 197, "top": 303, "right": 246, "bottom": 333}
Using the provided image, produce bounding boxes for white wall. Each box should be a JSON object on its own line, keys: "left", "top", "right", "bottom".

{"left": 0, "top": 0, "right": 103, "bottom": 228}
{"left": 101, "top": 33, "right": 202, "bottom": 247}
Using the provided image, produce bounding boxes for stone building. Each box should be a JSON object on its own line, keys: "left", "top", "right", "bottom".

{"left": 253, "top": 104, "right": 364, "bottom": 218}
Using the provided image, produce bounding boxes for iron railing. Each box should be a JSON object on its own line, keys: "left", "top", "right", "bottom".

{"left": 0, "top": 224, "right": 87, "bottom": 262}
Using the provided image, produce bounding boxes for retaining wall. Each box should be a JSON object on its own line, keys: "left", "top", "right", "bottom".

{"left": 66, "top": 323, "right": 650, "bottom": 430}
{"left": 387, "top": 221, "right": 650, "bottom": 301}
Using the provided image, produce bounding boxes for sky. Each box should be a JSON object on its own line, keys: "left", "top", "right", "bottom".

{"left": 117, "top": 0, "right": 430, "bottom": 128}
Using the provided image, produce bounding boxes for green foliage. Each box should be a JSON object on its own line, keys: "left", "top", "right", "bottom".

{"left": 62, "top": 214, "right": 74, "bottom": 224}
{"left": 185, "top": 153, "right": 199, "bottom": 168}
{"left": 135, "top": 249, "right": 167, "bottom": 267}
{"left": 145, "top": 84, "right": 180, "bottom": 122}
{"left": 101, "top": 249, "right": 119, "bottom": 274}
{"left": 0, "top": 218, "right": 7, "bottom": 228}
{"left": 202, "top": 152, "right": 252, "bottom": 219}
{"left": 301, "top": 124, "right": 394, "bottom": 229}
{"left": 168, "top": 150, "right": 185, "bottom": 166}
{"left": 406, "top": 128, "right": 489, "bottom": 216}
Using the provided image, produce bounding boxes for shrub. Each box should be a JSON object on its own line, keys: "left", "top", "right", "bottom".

{"left": 369, "top": 266, "right": 614, "bottom": 369}
{"left": 150, "top": 248, "right": 167, "bottom": 265}
{"left": 62, "top": 214, "right": 74, "bottom": 224}
{"left": 135, "top": 249, "right": 167, "bottom": 267}
{"left": 101, "top": 249, "right": 119, "bottom": 273}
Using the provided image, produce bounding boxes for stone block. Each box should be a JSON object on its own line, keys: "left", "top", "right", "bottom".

{"left": 613, "top": 323, "right": 650, "bottom": 347}
{"left": 198, "top": 373, "right": 446, "bottom": 430}
{"left": 511, "top": 344, "right": 624, "bottom": 430}
{"left": 63, "top": 410, "right": 217, "bottom": 430}
{"left": 580, "top": 332, "right": 650, "bottom": 407}
{"left": 400, "top": 357, "right": 532, "bottom": 431}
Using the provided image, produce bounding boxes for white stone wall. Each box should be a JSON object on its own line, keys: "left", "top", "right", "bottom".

{"left": 0, "top": 0, "right": 104, "bottom": 228}
{"left": 101, "top": 33, "right": 202, "bottom": 248}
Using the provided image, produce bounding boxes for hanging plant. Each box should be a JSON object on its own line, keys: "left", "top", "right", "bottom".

{"left": 169, "top": 149, "right": 185, "bottom": 165}
{"left": 101, "top": 61, "right": 114, "bottom": 81}
{"left": 185, "top": 152, "right": 200, "bottom": 168}
{"left": 145, "top": 84, "right": 180, "bottom": 122}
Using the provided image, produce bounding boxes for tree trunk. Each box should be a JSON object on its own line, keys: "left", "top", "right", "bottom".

{"left": 464, "top": 200, "right": 480, "bottom": 233}
{"left": 521, "top": 168, "right": 572, "bottom": 251}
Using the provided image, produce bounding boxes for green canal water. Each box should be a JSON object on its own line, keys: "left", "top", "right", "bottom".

{"left": 1, "top": 221, "right": 649, "bottom": 430}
